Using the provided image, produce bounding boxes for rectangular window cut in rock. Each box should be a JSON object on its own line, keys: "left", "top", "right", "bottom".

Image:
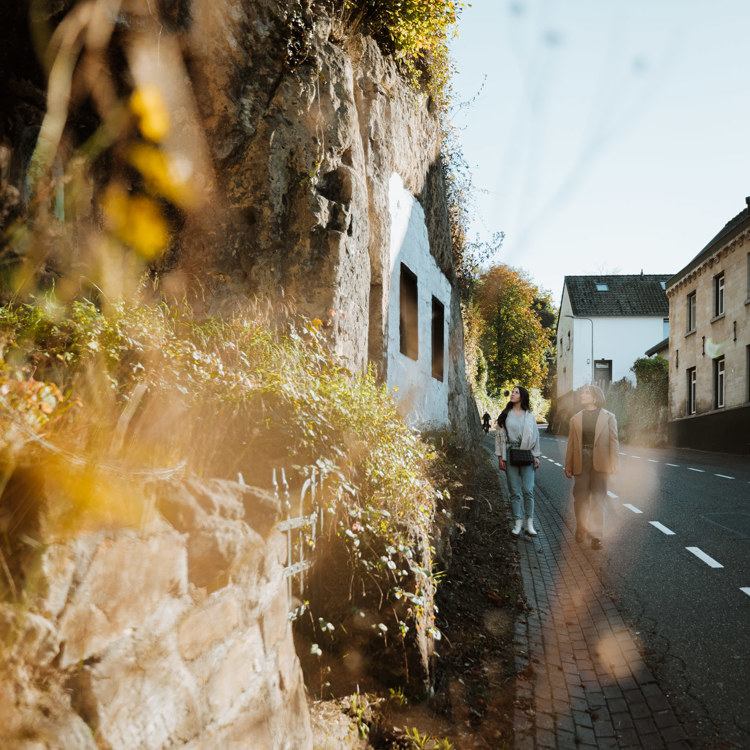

{"left": 431, "top": 296, "right": 444, "bottom": 381}
{"left": 399, "top": 263, "right": 418, "bottom": 360}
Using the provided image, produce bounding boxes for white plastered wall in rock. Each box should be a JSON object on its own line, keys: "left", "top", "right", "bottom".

{"left": 386, "top": 173, "right": 451, "bottom": 429}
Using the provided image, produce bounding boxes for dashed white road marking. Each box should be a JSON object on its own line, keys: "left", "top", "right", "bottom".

{"left": 630, "top": 455, "right": 642, "bottom": 459}
{"left": 688, "top": 467, "right": 705, "bottom": 473}
{"left": 715, "top": 474, "right": 735, "bottom": 480}
{"left": 741, "top": 588, "right": 750, "bottom": 598}
{"left": 647, "top": 459, "right": 659, "bottom": 463}
{"left": 650, "top": 521, "right": 675, "bottom": 535}
{"left": 686, "top": 547, "right": 723, "bottom": 568}
{"left": 553, "top": 462, "right": 562, "bottom": 467}
{"left": 607, "top": 491, "right": 618, "bottom": 498}
{"left": 666, "top": 463, "right": 679, "bottom": 467}
{"left": 623, "top": 504, "right": 643, "bottom": 514}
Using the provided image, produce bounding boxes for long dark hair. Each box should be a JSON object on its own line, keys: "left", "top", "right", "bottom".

{"left": 497, "top": 385, "right": 531, "bottom": 429}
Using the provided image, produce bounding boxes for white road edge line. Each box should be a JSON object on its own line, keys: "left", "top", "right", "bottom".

{"left": 686, "top": 547, "right": 723, "bottom": 568}
{"left": 650, "top": 521, "right": 675, "bottom": 535}
{"left": 607, "top": 491, "right": 618, "bottom": 498}
{"left": 688, "top": 468, "right": 705, "bottom": 473}
{"left": 741, "top": 588, "right": 750, "bottom": 598}
{"left": 623, "top": 504, "right": 643, "bottom": 514}
{"left": 715, "top": 474, "right": 735, "bottom": 480}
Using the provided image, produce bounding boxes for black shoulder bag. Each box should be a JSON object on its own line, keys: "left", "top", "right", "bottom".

{"left": 508, "top": 447, "right": 534, "bottom": 466}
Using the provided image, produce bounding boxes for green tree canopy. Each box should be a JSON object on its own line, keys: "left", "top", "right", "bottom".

{"left": 474, "top": 265, "right": 555, "bottom": 395}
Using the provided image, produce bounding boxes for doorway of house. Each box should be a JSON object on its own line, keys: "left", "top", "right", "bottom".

{"left": 594, "top": 359, "right": 612, "bottom": 390}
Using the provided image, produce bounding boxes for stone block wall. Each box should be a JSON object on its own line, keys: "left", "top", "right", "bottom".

{"left": 667, "top": 225, "right": 750, "bottom": 419}
{"left": 0, "top": 470, "right": 313, "bottom": 749}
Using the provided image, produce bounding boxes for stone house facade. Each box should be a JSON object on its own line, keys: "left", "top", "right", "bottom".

{"left": 665, "top": 198, "right": 750, "bottom": 453}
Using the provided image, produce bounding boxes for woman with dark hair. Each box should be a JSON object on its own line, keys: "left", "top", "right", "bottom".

{"left": 564, "top": 384, "right": 619, "bottom": 550}
{"left": 495, "top": 385, "right": 541, "bottom": 537}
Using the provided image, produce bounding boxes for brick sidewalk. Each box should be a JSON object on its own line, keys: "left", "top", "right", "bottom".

{"left": 512, "top": 488, "right": 691, "bottom": 750}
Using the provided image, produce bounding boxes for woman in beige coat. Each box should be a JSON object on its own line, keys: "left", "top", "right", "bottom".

{"left": 564, "top": 384, "right": 619, "bottom": 550}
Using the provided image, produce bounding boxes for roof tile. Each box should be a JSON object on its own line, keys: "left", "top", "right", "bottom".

{"left": 565, "top": 274, "right": 671, "bottom": 317}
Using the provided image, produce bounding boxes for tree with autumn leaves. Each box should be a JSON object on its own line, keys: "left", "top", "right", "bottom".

{"left": 472, "top": 265, "right": 556, "bottom": 398}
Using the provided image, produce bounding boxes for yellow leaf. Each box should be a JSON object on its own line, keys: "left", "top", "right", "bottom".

{"left": 101, "top": 185, "right": 169, "bottom": 260}
{"left": 130, "top": 85, "right": 171, "bottom": 143}
{"left": 128, "top": 143, "right": 195, "bottom": 209}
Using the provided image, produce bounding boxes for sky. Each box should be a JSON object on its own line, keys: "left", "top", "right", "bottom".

{"left": 449, "top": 0, "right": 750, "bottom": 304}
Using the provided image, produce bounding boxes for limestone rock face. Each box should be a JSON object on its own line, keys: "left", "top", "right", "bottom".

{"left": 178, "top": 0, "right": 475, "bottom": 434}
{"left": 0, "top": 471, "right": 312, "bottom": 750}
{"left": 0, "top": 0, "right": 479, "bottom": 439}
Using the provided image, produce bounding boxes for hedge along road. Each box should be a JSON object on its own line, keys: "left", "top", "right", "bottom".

{"left": 531, "top": 429, "right": 750, "bottom": 749}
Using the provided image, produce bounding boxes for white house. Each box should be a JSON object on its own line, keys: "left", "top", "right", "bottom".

{"left": 555, "top": 274, "right": 671, "bottom": 422}
{"left": 386, "top": 173, "right": 453, "bottom": 429}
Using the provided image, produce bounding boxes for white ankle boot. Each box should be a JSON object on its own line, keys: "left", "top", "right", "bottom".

{"left": 511, "top": 519, "right": 523, "bottom": 536}
{"left": 525, "top": 518, "right": 537, "bottom": 537}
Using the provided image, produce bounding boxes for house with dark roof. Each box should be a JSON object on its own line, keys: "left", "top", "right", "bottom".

{"left": 665, "top": 197, "right": 750, "bottom": 453}
{"left": 555, "top": 274, "right": 671, "bottom": 422}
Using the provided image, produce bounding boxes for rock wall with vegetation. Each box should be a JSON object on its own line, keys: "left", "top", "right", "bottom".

{"left": 0, "top": 1, "right": 476, "bottom": 745}
{"left": 0, "top": 469, "right": 313, "bottom": 749}
{"left": 1, "top": 0, "right": 475, "bottom": 437}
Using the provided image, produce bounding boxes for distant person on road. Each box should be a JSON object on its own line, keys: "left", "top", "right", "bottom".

{"left": 482, "top": 412, "right": 491, "bottom": 434}
{"left": 564, "top": 384, "right": 619, "bottom": 550}
{"left": 495, "top": 385, "right": 541, "bottom": 538}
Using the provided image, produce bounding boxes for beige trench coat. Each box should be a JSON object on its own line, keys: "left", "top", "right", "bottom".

{"left": 564, "top": 408, "right": 620, "bottom": 476}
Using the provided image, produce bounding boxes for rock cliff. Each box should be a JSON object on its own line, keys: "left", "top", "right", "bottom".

{"left": 1, "top": 0, "right": 477, "bottom": 438}
{"left": 0, "top": 467, "right": 313, "bottom": 749}
{"left": 0, "top": 1, "right": 480, "bottom": 746}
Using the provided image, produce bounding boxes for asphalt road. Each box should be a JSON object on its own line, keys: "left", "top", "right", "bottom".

{"left": 531, "top": 428, "right": 750, "bottom": 748}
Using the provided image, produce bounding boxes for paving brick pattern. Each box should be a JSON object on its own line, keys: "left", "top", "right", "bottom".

{"left": 512, "top": 490, "right": 692, "bottom": 749}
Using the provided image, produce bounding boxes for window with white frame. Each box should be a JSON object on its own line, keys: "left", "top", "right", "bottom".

{"left": 686, "top": 291, "right": 696, "bottom": 332}
{"left": 686, "top": 367, "right": 696, "bottom": 415}
{"left": 713, "top": 356, "right": 725, "bottom": 409}
{"left": 713, "top": 272, "right": 724, "bottom": 318}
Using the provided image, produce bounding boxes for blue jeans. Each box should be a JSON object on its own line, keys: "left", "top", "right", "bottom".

{"left": 506, "top": 462, "right": 535, "bottom": 520}
{"left": 573, "top": 448, "right": 608, "bottom": 538}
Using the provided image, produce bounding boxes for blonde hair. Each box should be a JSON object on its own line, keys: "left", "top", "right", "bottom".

{"left": 582, "top": 384, "right": 606, "bottom": 408}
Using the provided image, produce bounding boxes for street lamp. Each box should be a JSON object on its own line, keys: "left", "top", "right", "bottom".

{"left": 564, "top": 314, "right": 594, "bottom": 385}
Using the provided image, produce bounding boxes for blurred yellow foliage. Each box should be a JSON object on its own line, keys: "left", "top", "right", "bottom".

{"left": 46, "top": 461, "right": 154, "bottom": 534}
{"left": 101, "top": 184, "right": 168, "bottom": 260}
{"left": 128, "top": 143, "right": 195, "bottom": 210}
{"left": 130, "top": 85, "right": 171, "bottom": 143}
